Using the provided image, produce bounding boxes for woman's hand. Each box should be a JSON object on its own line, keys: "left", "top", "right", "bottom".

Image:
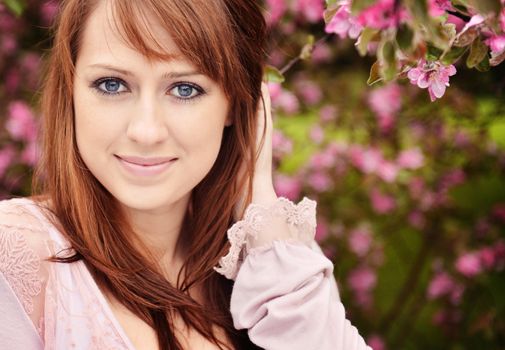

{"left": 234, "top": 83, "right": 278, "bottom": 221}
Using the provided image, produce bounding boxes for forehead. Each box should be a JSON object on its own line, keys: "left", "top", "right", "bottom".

{"left": 77, "top": 0, "right": 183, "bottom": 67}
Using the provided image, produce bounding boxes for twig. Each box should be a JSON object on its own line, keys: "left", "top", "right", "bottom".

{"left": 279, "top": 34, "right": 333, "bottom": 75}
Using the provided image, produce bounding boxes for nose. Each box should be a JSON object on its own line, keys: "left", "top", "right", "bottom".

{"left": 126, "top": 95, "right": 169, "bottom": 146}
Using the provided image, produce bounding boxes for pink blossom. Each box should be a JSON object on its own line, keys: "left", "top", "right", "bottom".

{"left": 272, "top": 130, "right": 293, "bottom": 159}
{"left": 296, "top": 79, "right": 323, "bottom": 105}
{"left": 367, "top": 83, "right": 402, "bottom": 133}
{"left": 427, "top": 271, "right": 455, "bottom": 299}
{"left": 367, "top": 335, "right": 385, "bottom": 350}
{"left": 273, "top": 174, "right": 302, "bottom": 200}
{"left": 292, "top": 0, "right": 324, "bottom": 23}
{"left": 325, "top": 1, "right": 363, "bottom": 39}
{"left": 41, "top": 0, "right": 60, "bottom": 26}
{"left": 397, "top": 148, "right": 424, "bottom": 169}
{"left": 349, "top": 145, "right": 383, "bottom": 174}
{"left": 310, "top": 150, "right": 335, "bottom": 170}
{"left": 356, "top": 0, "right": 409, "bottom": 30}
{"left": 370, "top": 188, "right": 396, "bottom": 214}
{"left": 348, "top": 226, "right": 373, "bottom": 257}
{"left": 275, "top": 90, "right": 300, "bottom": 114}
{"left": 428, "top": 0, "right": 453, "bottom": 17}
{"left": 478, "top": 247, "right": 496, "bottom": 270}
{"left": 6, "top": 101, "right": 38, "bottom": 142}
{"left": 309, "top": 125, "right": 324, "bottom": 144}
{"left": 307, "top": 171, "right": 332, "bottom": 192}
{"left": 485, "top": 35, "right": 505, "bottom": 55}
{"left": 408, "top": 210, "right": 426, "bottom": 229}
{"left": 319, "top": 105, "right": 338, "bottom": 123}
{"left": 348, "top": 266, "right": 377, "bottom": 293}
{"left": 376, "top": 161, "right": 398, "bottom": 183}
{"left": 0, "top": 147, "right": 16, "bottom": 178}
{"left": 265, "top": 0, "right": 287, "bottom": 25}
{"left": 407, "top": 59, "right": 457, "bottom": 101}
{"left": 455, "top": 252, "right": 482, "bottom": 277}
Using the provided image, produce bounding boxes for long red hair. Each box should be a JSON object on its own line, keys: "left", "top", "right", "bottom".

{"left": 33, "top": 0, "right": 267, "bottom": 348}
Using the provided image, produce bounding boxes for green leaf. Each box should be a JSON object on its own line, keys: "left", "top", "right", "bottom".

{"left": 323, "top": 3, "right": 339, "bottom": 24}
{"left": 350, "top": 0, "right": 375, "bottom": 15}
{"left": 466, "top": 38, "right": 489, "bottom": 68}
{"left": 490, "top": 119, "right": 505, "bottom": 149}
{"left": 264, "top": 65, "right": 285, "bottom": 84}
{"left": 378, "top": 40, "right": 397, "bottom": 81}
{"left": 355, "top": 28, "right": 379, "bottom": 57}
{"left": 440, "top": 46, "right": 468, "bottom": 65}
{"left": 468, "top": 0, "right": 501, "bottom": 15}
{"left": 396, "top": 24, "right": 415, "bottom": 52}
{"left": 476, "top": 54, "right": 491, "bottom": 72}
{"left": 367, "top": 61, "right": 383, "bottom": 85}
{"left": 3, "top": 0, "right": 26, "bottom": 16}
{"left": 325, "top": 0, "right": 339, "bottom": 6}
{"left": 427, "top": 44, "right": 444, "bottom": 60}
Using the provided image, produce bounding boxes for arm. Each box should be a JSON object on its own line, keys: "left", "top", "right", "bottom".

{"left": 216, "top": 197, "right": 371, "bottom": 350}
{"left": 216, "top": 83, "right": 370, "bottom": 349}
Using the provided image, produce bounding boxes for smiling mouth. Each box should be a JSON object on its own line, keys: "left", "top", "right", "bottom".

{"left": 115, "top": 155, "right": 177, "bottom": 177}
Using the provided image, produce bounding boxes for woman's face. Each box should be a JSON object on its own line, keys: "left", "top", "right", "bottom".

{"left": 73, "top": 1, "right": 231, "bottom": 213}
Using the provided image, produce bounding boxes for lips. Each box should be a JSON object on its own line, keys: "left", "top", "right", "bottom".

{"left": 116, "top": 155, "right": 177, "bottom": 166}
{"left": 115, "top": 155, "right": 177, "bottom": 177}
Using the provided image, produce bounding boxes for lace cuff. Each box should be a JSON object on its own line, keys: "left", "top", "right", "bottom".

{"left": 215, "top": 197, "right": 317, "bottom": 280}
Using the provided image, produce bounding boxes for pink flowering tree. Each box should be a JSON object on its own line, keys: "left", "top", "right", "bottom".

{"left": 2, "top": 0, "right": 505, "bottom": 349}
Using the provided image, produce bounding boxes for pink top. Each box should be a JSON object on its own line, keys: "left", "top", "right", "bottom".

{"left": 0, "top": 197, "right": 371, "bottom": 350}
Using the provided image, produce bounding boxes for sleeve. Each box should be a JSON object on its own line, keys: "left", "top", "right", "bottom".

{"left": 0, "top": 199, "right": 51, "bottom": 349}
{"left": 215, "top": 197, "right": 371, "bottom": 350}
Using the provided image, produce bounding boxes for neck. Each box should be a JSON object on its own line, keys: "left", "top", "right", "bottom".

{"left": 124, "top": 193, "right": 191, "bottom": 270}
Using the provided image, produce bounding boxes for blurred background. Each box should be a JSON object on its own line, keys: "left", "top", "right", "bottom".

{"left": 1, "top": 0, "right": 504, "bottom": 349}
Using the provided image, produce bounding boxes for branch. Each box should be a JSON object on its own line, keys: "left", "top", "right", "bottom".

{"left": 279, "top": 34, "right": 333, "bottom": 75}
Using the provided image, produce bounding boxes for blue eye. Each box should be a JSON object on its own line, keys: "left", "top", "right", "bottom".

{"left": 170, "top": 83, "right": 203, "bottom": 100}
{"left": 93, "top": 77, "right": 128, "bottom": 95}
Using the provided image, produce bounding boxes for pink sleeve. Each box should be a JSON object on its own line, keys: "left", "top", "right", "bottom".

{"left": 216, "top": 197, "right": 371, "bottom": 350}
{"left": 0, "top": 198, "right": 51, "bottom": 348}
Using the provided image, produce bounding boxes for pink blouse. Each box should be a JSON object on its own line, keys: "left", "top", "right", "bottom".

{"left": 0, "top": 197, "right": 371, "bottom": 349}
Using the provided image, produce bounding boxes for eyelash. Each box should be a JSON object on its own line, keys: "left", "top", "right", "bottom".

{"left": 90, "top": 77, "right": 205, "bottom": 103}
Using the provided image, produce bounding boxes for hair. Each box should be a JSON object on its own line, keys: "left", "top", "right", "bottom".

{"left": 33, "top": 0, "right": 267, "bottom": 348}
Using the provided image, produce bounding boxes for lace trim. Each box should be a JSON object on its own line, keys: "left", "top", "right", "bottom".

{"left": 215, "top": 197, "right": 317, "bottom": 280}
{"left": 0, "top": 229, "right": 42, "bottom": 314}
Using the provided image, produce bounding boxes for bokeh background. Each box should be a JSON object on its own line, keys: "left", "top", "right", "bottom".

{"left": 1, "top": 1, "right": 504, "bottom": 349}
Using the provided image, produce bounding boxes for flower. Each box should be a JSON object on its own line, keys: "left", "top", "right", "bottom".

{"left": 273, "top": 174, "right": 302, "bottom": 200}
{"left": 355, "top": 0, "right": 409, "bottom": 30}
{"left": 348, "top": 226, "right": 373, "bottom": 257}
{"left": 5, "top": 101, "right": 38, "bottom": 142}
{"left": 370, "top": 188, "right": 396, "bottom": 214}
{"left": 407, "top": 59, "right": 457, "bottom": 101}
{"left": 427, "top": 271, "right": 455, "bottom": 299}
{"left": 292, "top": 0, "right": 324, "bottom": 23}
{"left": 367, "top": 83, "right": 402, "bottom": 133}
{"left": 348, "top": 265, "right": 377, "bottom": 293}
{"left": 455, "top": 252, "right": 482, "bottom": 277}
{"left": 265, "top": 0, "right": 287, "bottom": 25}
{"left": 325, "top": 1, "right": 363, "bottom": 39}
{"left": 397, "top": 148, "right": 425, "bottom": 169}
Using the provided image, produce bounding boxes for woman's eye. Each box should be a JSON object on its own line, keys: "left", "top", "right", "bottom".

{"left": 93, "top": 78, "right": 128, "bottom": 95}
{"left": 169, "top": 83, "right": 203, "bottom": 100}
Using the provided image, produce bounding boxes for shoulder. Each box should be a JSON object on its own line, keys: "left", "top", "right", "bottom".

{"left": 0, "top": 197, "right": 54, "bottom": 258}
{"left": 0, "top": 197, "right": 54, "bottom": 314}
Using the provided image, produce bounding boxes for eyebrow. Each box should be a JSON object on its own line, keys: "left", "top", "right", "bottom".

{"left": 87, "top": 64, "right": 203, "bottom": 79}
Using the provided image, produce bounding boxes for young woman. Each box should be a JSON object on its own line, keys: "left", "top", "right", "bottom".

{"left": 0, "top": 0, "right": 371, "bottom": 349}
